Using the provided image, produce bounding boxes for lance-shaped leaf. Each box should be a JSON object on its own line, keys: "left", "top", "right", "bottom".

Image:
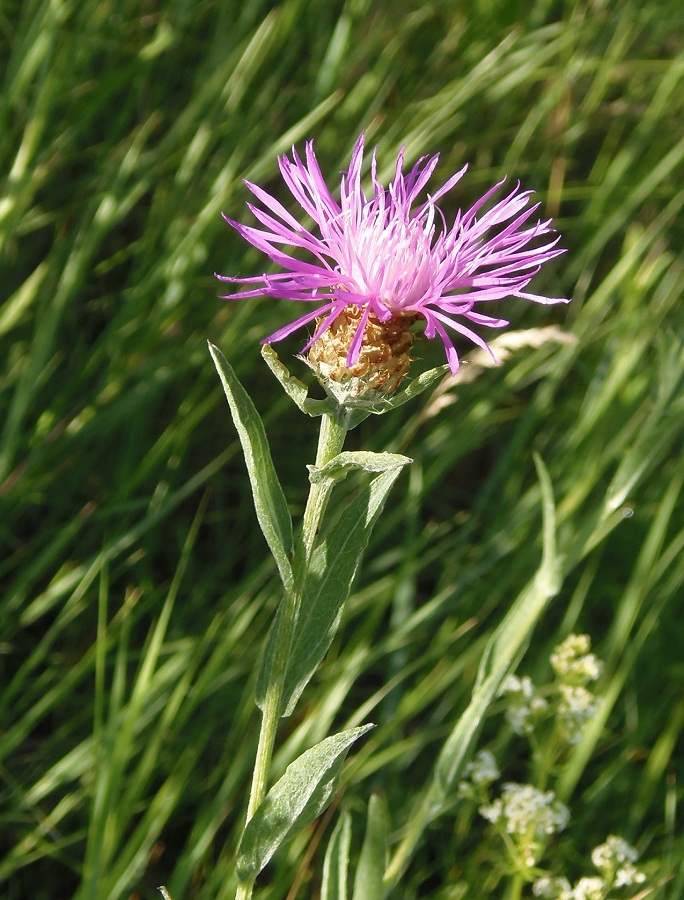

{"left": 257, "top": 465, "right": 408, "bottom": 716}
{"left": 308, "top": 451, "right": 412, "bottom": 485}
{"left": 322, "top": 810, "right": 352, "bottom": 900}
{"left": 435, "top": 453, "right": 560, "bottom": 793}
{"left": 237, "top": 724, "right": 374, "bottom": 882}
{"left": 352, "top": 794, "right": 389, "bottom": 900}
{"left": 209, "top": 342, "right": 294, "bottom": 592}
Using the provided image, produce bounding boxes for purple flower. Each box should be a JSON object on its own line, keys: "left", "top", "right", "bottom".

{"left": 217, "top": 134, "right": 568, "bottom": 374}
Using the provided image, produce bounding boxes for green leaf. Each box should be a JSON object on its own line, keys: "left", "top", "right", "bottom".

{"left": 352, "top": 794, "right": 388, "bottom": 900}
{"left": 237, "top": 724, "right": 374, "bottom": 882}
{"left": 209, "top": 342, "right": 294, "bottom": 592}
{"left": 308, "top": 451, "right": 412, "bottom": 485}
{"left": 322, "top": 810, "right": 352, "bottom": 900}
{"left": 435, "top": 453, "right": 560, "bottom": 794}
{"left": 261, "top": 344, "right": 332, "bottom": 416}
{"left": 270, "top": 466, "right": 406, "bottom": 716}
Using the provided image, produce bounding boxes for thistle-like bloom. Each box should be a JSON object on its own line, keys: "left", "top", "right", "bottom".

{"left": 217, "top": 133, "right": 567, "bottom": 375}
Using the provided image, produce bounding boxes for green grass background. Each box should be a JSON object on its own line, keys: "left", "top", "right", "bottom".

{"left": 1, "top": 0, "right": 683, "bottom": 897}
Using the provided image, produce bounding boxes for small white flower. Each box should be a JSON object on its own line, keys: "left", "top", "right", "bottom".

{"left": 569, "top": 876, "right": 605, "bottom": 899}
{"left": 551, "top": 635, "right": 603, "bottom": 686}
{"left": 500, "top": 674, "right": 532, "bottom": 697}
{"left": 557, "top": 684, "right": 600, "bottom": 744}
{"left": 591, "top": 835, "right": 645, "bottom": 887}
{"left": 533, "top": 876, "right": 572, "bottom": 898}
{"left": 479, "top": 797, "right": 503, "bottom": 825}
{"left": 464, "top": 749, "right": 501, "bottom": 786}
{"left": 500, "top": 674, "right": 549, "bottom": 735}
{"left": 614, "top": 862, "right": 646, "bottom": 887}
{"left": 499, "top": 783, "right": 570, "bottom": 837}
{"left": 591, "top": 835, "right": 638, "bottom": 869}
{"left": 480, "top": 782, "right": 569, "bottom": 865}
{"left": 456, "top": 780, "right": 476, "bottom": 800}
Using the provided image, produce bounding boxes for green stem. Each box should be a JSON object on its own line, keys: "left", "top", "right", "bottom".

{"left": 507, "top": 872, "right": 524, "bottom": 900}
{"left": 383, "top": 781, "right": 443, "bottom": 890}
{"left": 300, "top": 408, "right": 351, "bottom": 561}
{"left": 236, "top": 409, "right": 349, "bottom": 900}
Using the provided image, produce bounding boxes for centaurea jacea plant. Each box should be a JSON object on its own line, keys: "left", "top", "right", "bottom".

{"left": 210, "top": 135, "right": 568, "bottom": 899}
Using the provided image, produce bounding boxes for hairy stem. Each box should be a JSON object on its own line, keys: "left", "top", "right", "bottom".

{"left": 236, "top": 409, "right": 349, "bottom": 900}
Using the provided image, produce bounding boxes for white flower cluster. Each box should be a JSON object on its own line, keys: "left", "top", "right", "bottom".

{"left": 532, "top": 835, "right": 645, "bottom": 898}
{"left": 571, "top": 878, "right": 608, "bottom": 900}
{"left": 550, "top": 634, "right": 603, "bottom": 686}
{"left": 499, "top": 634, "right": 603, "bottom": 745}
{"left": 465, "top": 749, "right": 500, "bottom": 785}
{"left": 457, "top": 750, "right": 501, "bottom": 800}
{"left": 557, "top": 684, "right": 600, "bottom": 746}
{"left": 533, "top": 876, "right": 605, "bottom": 900}
{"left": 552, "top": 635, "right": 603, "bottom": 745}
{"left": 499, "top": 635, "right": 604, "bottom": 745}
{"left": 592, "top": 835, "right": 646, "bottom": 888}
{"left": 500, "top": 674, "right": 549, "bottom": 736}
{"left": 459, "top": 638, "right": 645, "bottom": 894}
{"left": 533, "top": 876, "right": 572, "bottom": 898}
{"left": 480, "top": 783, "right": 569, "bottom": 865}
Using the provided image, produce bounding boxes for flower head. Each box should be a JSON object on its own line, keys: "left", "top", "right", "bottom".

{"left": 557, "top": 684, "right": 600, "bottom": 745}
{"left": 568, "top": 877, "right": 606, "bottom": 900}
{"left": 479, "top": 782, "right": 569, "bottom": 866}
{"left": 551, "top": 634, "right": 603, "bottom": 686}
{"left": 458, "top": 749, "right": 501, "bottom": 798}
{"left": 218, "top": 133, "right": 567, "bottom": 377}
{"left": 500, "top": 673, "right": 549, "bottom": 736}
{"left": 532, "top": 876, "right": 572, "bottom": 899}
{"left": 592, "top": 836, "right": 646, "bottom": 888}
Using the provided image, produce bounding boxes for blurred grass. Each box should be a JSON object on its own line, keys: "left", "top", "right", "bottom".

{"left": 1, "top": 0, "right": 683, "bottom": 897}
